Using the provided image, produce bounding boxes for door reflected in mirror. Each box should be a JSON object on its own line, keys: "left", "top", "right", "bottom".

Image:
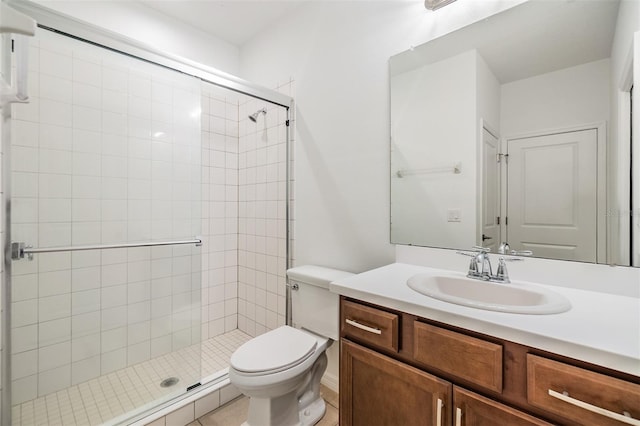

{"left": 389, "top": 0, "right": 639, "bottom": 267}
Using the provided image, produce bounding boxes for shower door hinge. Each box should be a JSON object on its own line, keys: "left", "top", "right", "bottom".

{"left": 497, "top": 153, "right": 509, "bottom": 163}
{"left": 285, "top": 120, "right": 290, "bottom": 127}
{"left": 496, "top": 216, "right": 500, "bottom": 225}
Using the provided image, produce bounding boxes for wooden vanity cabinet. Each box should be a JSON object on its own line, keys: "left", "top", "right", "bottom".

{"left": 341, "top": 339, "right": 451, "bottom": 426}
{"left": 339, "top": 296, "right": 640, "bottom": 426}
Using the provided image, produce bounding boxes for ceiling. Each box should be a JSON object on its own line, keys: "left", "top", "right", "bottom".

{"left": 390, "top": 0, "right": 620, "bottom": 84}
{"left": 138, "top": 0, "right": 304, "bottom": 46}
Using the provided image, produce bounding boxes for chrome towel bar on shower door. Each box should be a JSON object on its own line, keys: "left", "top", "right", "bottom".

{"left": 11, "top": 237, "right": 202, "bottom": 260}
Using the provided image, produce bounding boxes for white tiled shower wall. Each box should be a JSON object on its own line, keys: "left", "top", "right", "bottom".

{"left": 8, "top": 29, "right": 203, "bottom": 405}
{"left": 237, "top": 85, "right": 292, "bottom": 337}
{"left": 199, "top": 83, "right": 240, "bottom": 340}
{"left": 201, "top": 81, "right": 293, "bottom": 340}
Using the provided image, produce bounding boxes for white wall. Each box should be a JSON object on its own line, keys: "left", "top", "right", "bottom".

{"left": 32, "top": 0, "right": 241, "bottom": 75}
{"left": 390, "top": 50, "right": 477, "bottom": 249}
{"left": 240, "top": 0, "right": 524, "bottom": 273}
{"left": 476, "top": 53, "right": 501, "bottom": 135}
{"left": 500, "top": 59, "right": 610, "bottom": 138}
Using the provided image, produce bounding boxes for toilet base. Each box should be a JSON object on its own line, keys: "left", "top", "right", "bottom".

{"left": 241, "top": 396, "right": 326, "bottom": 426}
{"left": 297, "top": 397, "right": 327, "bottom": 426}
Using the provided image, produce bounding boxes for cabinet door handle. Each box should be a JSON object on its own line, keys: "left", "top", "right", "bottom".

{"left": 548, "top": 389, "right": 640, "bottom": 426}
{"left": 436, "top": 398, "right": 443, "bottom": 426}
{"left": 455, "top": 407, "right": 462, "bottom": 426}
{"left": 345, "top": 318, "right": 382, "bottom": 335}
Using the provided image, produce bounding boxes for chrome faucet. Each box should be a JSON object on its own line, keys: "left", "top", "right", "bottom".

{"left": 457, "top": 246, "right": 523, "bottom": 283}
{"left": 457, "top": 246, "right": 493, "bottom": 280}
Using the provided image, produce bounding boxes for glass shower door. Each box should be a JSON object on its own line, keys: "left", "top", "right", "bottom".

{"left": 8, "top": 28, "right": 202, "bottom": 425}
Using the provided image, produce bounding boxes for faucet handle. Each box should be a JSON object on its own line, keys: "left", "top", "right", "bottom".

{"left": 495, "top": 258, "right": 510, "bottom": 283}
{"left": 456, "top": 251, "right": 481, "bottom": 277}
{"left": 495, "top": 256, "right": 525, "bottom": 283}
{"left": 468, "top": 257, "right": 479, "bottom": 275}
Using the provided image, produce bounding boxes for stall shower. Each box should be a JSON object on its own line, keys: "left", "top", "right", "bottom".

{"left": 3, "top": 20, "right": 292, "bottom": 425}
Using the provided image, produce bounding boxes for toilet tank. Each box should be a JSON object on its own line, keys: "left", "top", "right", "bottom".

{"left": 287, "top": 265, "right": 354, "bottom": 341}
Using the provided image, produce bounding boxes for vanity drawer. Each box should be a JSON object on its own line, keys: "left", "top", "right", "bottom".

{"left": 341, "top": 300, "right": 399, "bottom": 352}
{"left": 527, "top": 354, "right": 640, "bottom": 426}
{"left": 413, "top": 321, "right": 503, "bottom": 393}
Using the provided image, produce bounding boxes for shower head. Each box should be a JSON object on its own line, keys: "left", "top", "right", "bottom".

{"left": 248, "top": 108, "right": 267, "bottom": 123}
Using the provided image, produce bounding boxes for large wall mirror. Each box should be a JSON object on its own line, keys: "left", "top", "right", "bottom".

{"left": 390, "top": 0, "right": 640, "bottom": 267}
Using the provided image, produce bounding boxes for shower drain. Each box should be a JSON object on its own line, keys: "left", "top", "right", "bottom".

{"left": 160, "top": 377, "right": 180, "bottom": 388}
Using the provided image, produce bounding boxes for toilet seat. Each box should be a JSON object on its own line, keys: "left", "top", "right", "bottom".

{"left": 230, "top": 326, "right": 318, "bottom": 375}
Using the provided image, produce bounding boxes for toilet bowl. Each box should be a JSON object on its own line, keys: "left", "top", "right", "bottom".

{"left": 228, "top": 265, "right": 353, "bottom": 426}
{"left": 229, "top": 326, "right": 330, "bottom": 426}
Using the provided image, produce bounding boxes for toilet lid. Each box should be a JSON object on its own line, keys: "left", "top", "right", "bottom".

{"left": 230, "top": 326, "right": 318, "bottom": 374}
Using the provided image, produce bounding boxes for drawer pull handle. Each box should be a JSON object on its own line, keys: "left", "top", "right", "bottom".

{"left": 548, "top": 389, "right": 640, "bottom": 426}
{"left": 345, "top": 318, "right": 382, "bottom": 335}
{"left": 436, "top": 398, "right": 443, "bottom": 426}
{"left": 455, "top": 407, "right": 462, "bottom": 426}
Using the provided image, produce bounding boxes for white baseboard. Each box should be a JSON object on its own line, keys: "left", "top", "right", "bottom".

{"left": 321, "top": 372, "right": 339, "bottom": 393}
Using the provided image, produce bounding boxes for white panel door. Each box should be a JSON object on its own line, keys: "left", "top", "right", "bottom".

{"left": 507, "top": 129, "right": 598, "bottom": 262}
{"left": 482, "top": 128, "right": 500, "bottom": 252}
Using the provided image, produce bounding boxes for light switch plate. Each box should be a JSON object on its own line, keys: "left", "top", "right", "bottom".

{"left": 447, "top": 208, "right": 461, "bottom": 222}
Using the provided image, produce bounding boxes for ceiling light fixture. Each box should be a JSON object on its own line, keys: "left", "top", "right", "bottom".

{"left": 424, "top": 0, "right": 457, "bottom": 11}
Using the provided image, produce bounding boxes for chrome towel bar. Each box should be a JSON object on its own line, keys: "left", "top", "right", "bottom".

{"left": 11, "top": 237, "right": 202, "bottom": 260}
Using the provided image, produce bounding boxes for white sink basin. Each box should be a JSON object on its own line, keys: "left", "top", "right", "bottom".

{"left": 407, "top": 273, "right": 571, "bottom": 314}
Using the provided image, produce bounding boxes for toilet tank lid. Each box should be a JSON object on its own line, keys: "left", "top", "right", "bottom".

{"left": 287, "top": 265, "right": 354, "bottom": 289}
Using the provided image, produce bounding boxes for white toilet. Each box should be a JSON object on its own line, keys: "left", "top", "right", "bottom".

{"left": 229, "top": 265, "right": 353, "bottom": 426}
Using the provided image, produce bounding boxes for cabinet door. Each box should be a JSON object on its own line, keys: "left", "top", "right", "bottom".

{"left": 341, "top": 339, "right": 451, "bottom": 426}
{"left": 454, "top": 387, "right": 552, "bottom": 426}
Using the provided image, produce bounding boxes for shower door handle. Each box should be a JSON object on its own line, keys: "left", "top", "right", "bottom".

{"left": 11, "top": 237, "right": 203, "bottom": 260}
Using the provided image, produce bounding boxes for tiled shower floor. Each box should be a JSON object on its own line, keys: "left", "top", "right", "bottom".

{"left": 11, "top": 330, "right": 252, "bottom": 426}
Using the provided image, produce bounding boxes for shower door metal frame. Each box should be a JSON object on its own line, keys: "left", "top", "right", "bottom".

{"left": 1, "top": 2, "right": 294, "bottom": 424}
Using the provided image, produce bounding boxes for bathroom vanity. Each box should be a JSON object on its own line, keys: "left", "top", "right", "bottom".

{"left": 331, "top": 263, "right": 640, "bottom": 426}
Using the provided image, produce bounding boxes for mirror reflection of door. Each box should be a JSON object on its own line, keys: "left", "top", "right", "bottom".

{"left": 506, "top": 129, "right": 598, "bottom": 262}
{"left": 481, "top": 127, "right": 500, "bottom": 252}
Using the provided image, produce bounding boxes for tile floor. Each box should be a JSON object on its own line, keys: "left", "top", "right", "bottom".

{"left": 192, "top": 385, "right": 339, "bottom": 426}
{"left": 11, "top": 330, "right": 252, "bottom": 426}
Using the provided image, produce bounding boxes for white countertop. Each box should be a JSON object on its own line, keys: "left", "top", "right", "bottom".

{"left": 329, "top": 262, "right": 640, "bottom": 376}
